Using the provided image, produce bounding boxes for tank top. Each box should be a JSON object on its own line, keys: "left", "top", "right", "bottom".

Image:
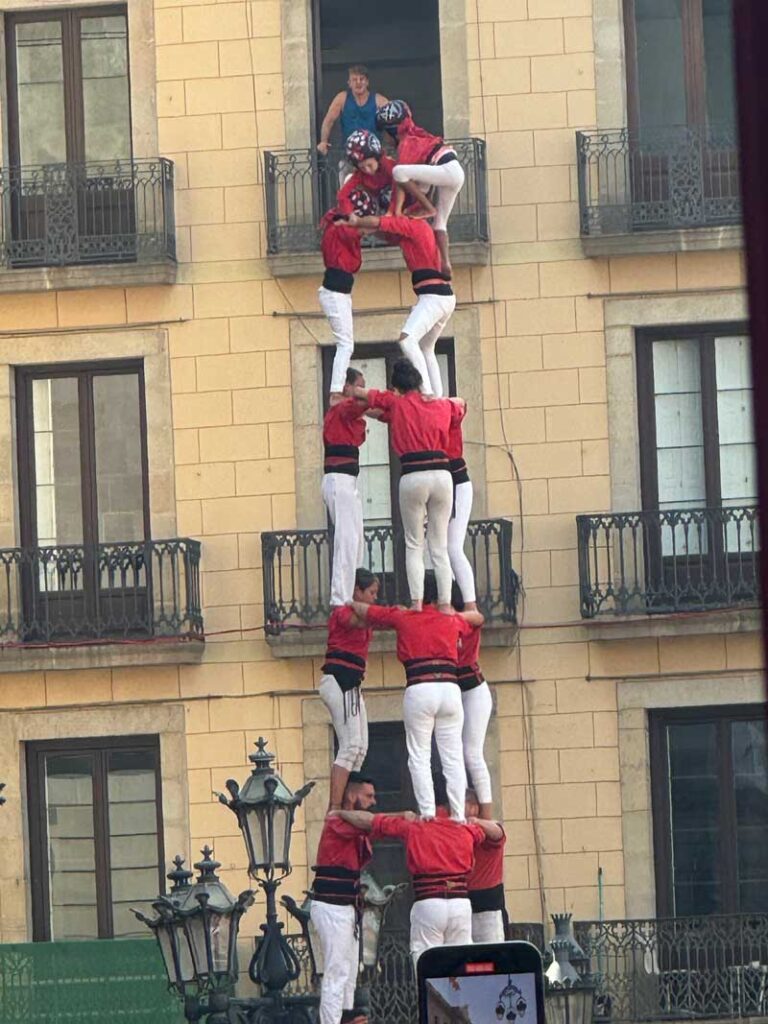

{"left": 340, "top": 88, "right": 378, "bottom": 144}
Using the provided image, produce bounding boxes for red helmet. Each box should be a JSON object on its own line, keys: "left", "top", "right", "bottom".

{"left": 345, "top": 129, "right": 382, "bottom": 168}
{"left": 347, "top": 187, "right": 375, "bottom": 217}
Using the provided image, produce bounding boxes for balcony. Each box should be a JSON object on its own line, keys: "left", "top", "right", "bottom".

{"left": 576, "top": 506, "right": 759, "bottom": 620}
{"left": 0, "top": 538, "right": 203, "bottom": 671}
{"left": 0, "top": 158, "right": 176, "bottom": 293}
{"left": 264, "top": 139, "right": 489, "bottom": 275}
{"left": 576, "top": 125, "right": 742, "bottom": 256}
{"left": 262, "top": 518, "right": 518, "bottom": 655}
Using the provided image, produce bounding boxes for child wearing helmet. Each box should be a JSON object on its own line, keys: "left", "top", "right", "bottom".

{"left": 377, "top": 99, "right": 465, "bottom": 276}
{"left": 319, "top": 187, "right": 376, "bottom": 396}
{"left": 336, "top": 129, "right": 399, "bottom": 217}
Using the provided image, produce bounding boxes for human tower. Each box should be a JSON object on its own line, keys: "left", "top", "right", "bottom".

{"left": 308, "top": 101, "right": 508, "bottom": 1024}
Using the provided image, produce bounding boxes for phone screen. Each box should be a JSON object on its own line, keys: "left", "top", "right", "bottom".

{"left": 424, "top": 971, "right": 538, "bottom": 1023}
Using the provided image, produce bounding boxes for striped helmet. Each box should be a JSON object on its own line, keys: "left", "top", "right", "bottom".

{"left": 375, "top": 99, "right": 410, "bottom": 130}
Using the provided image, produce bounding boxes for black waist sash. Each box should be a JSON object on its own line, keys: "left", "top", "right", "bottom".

{"left": 403, "top": 658, "right": 459, "bottom": 686}
{"left": 312, "top": 865, "right": 360, "bottom": 905}
{"left": 323, "top": 267, "right": 354, "bottom": 293}
{"left": 400, "top": 450, "right": 450, "bottom": 475}
{"left": 413, "top": 872, "right": 469, "bottom": 901}
{"left": 469, "top": 883, "right": 506, "bottom": 913}
{"left": 323, "top": 443, "right": 360, "bottom": 476}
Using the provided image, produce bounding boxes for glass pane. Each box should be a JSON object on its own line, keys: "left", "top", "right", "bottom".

{"left": 81, "top": 15, "right": 131, "bottom": 162}
{"left": 32, "top": 378, "right": 83, "bottom": 547}
{"left": 45, "top": 753, "right": 98, "bottom": 940}
{"left": 354, "top": 357, "right": 392, "bottom": 528}
{"left": 732, "top": 720, "right": 768, "bottom": 911}
{"left": 716, "top": 337, "right": 756, "bottom": 506}
{"left": 635, "top": 0, "right": 687, "bottom": 128}
{"left": 703, "top": 0, "right": 736, "bottom": 125}
{"left": 15, "top": 20, "right": 66, "bottom": 165}
{"left": 93, "top": 374, "right": 145, "bottom": 543}
{"left": 107, "top": 748, "right": 160, "bottom": 935}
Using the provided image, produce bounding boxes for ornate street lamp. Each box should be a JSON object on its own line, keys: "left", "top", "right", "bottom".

{"left": 545, "top": 933, "right": 597, "bottom": 1024}
{"left": 133, "top": 850, "right": 254, "bottom": 1023}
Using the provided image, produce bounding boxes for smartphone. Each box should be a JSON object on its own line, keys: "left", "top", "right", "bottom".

{"left": 417, "top": 941, "right": 546, "bottom": 1024}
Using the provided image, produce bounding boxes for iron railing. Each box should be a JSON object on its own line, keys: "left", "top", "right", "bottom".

{"left": 262, "top": 518, "right": 517, "bottom": 633}
{"left": 0, "top": 538, "right": 203, "bottom": 643}
{"left": 576, "top": 506, "right": 759, "bottom": 617}
{"left": 0, "top": 158, "right": 175, "bottom": 268}
{"left": 576, "top": 125, "right": 741, "bottom": 236}
{"left": 576, "top": 914, "right": 768, "bottom": 1023}
{"left": 264, "top": 139, "right": 488, "bottom": 254}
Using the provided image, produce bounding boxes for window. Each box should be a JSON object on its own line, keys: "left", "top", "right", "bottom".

{"left": 313, "top": 0, "right": 443, "bottom": 139}
{"left": 27, "top": 735, "right": 163, "bottom": 940}
{"left": 650, "top": 706, "right": 768, "bottom": 916}
{"left": 624, "top": 0, "right": 736, "bottom": 130}
{"left": 16, "top": 361, "right": 150, "bottom": 637}
{"left": 6, "top": 6, "right": 131, "bottom": 167}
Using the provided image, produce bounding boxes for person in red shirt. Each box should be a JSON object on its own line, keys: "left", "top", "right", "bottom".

{"left": 336, "top": 806, "right": 494, "bottom": 969}
{"left": 352, "top": 360, "right": 465, "bottom": 609}
{"left": 320, "top": 187, "right": 376, "bottom": 397}
{"left": 465, "top": 788, "right": 507, "bottom": 943}
{"left": 344, "top": 210, "right": 454, "bottom": 398}
{"left": 310, "top": 775, "right": 377, "bottom": 1024}
{"left": 446, "top": 407, "right": 477, "bottom": 611}
{"left": 377, "top": 100, "right": 466, "bottom": 276}
{"left": 321, "top": 567, "right": 379, "bottom": 811}
{"left": 454, "top": 583, "right": 493, "bottom": 819}
{"left": 349, "top": 572, "right": 483, "bottom": 820}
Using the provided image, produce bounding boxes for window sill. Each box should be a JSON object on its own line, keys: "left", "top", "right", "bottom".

{"left": 583, "top": 605, "right": 760, "bottom": 642}
{"left": 581, "top": 224, "right": 743, "bottom": 258}
{"left": 0, "top": 258, "right": 177, "bottom": 295}
{"left": 266, "top": 618, "right": 517, "bottom": 659}
{"left": 267, "top": 239, "right": 489, "bottom": 278}
{"left": 0, "top": 636, "right": 204, "bottom": 674}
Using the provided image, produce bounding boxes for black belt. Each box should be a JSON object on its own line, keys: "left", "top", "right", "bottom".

{"left": 324, "top": 443, "right": 360, "bottom": 477}
{"left": 450, "top": 457, "right": 470, "bottom": 485}
{"left": 400, "top": 450, "right": 450, "bottom": 475}
{"left": 413, "top": 873, "right": 469, "bottom": 901}
{"left": 322, "top": 267, "right": 354, "bottom": 293}
{"left": 323, "top": 649, "right": 366, "bottom": 692}
{"left": 312, "top": 865, "right": 360, "bottom": 905}
{"left": 469, "top": 883, "right": 506, "bottom": 913}
{"left": 457, "top": 665, "right": 484, "bottom": 692}
{"left": 404, "top": 659, "right": 458, "bottom": 686}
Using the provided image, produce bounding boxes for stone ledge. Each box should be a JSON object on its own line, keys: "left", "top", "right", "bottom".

{"left": 268, "top": 239, "right": 490, "bottom": 278}
{"left": 0, "top": 636, "right": 204, "bottom": 674}
{"left": 583, "top": 605, "right": 760, "bottom": 642}
{"left": 0, "top": 258, "right": 177, "bottom": 295}
{"left": 266, "top": 619, "right": 518, "bottom": 659}
{"left": 581, "top": 223, "right": 743, "bottom": 258}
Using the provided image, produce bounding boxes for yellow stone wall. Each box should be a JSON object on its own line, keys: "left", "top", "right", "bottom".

{"left": 0, "top": 0, "right": 758, "bottom": 942}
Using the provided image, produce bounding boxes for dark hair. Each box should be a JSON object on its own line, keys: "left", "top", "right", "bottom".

{"left": 391, "top": 358, "right": 422, "bottom": 393}
{"left": 451, "top": 580, "right": 465, "bottom": 611}
{"left": 354, "top": 567, "right": 378, "bottom": 592}
{"left": 346, "top": 366, "right": 363, "bottom": 386}
{"left": 348, "top": 64, "right": 369, "bottom": 78}
{"left": 347, "top": 772, "right": 375, "bottom": 788}
{"left": 422, "top": 571, "right": 439, "bottom": 605}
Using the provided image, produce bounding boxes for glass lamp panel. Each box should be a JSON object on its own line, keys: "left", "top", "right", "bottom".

{"left": 244, "top": 807, "right": 270, "bottom": 870}
{"left": 186, "top": 913, "right": 212, "bottom": 979}
{"left": 157, "top": 926, "right": 183, "bottom": 987}
{"left": 273, "top": 804, "right": 292, "bottom": 867}
{"left": 175, "top": 922, "right": 197, "bottom": 983}
{"left": 209, "top": 912, "right": 233, "bottom": 976}
{"left": 545, "top": 990, "right": 568, "bottom": 1024}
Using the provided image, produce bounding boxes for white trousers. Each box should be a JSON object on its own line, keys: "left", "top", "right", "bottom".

{"left": 410, "top": 898, "right": 472, "bottom": 973}
{"left": 319, "top": 674, "right": 368, "bottom": 772}
{"left": 462, "top": 681, "right": 493, "bottom": 805}
{"left": 310, "top": 900, "right": 358, "bottom": 1024}
{"left": 400, "top": 292, "right": 456, "bottom": 396}
{"left": 472, "top": 909, "right": 506, "bottom": 943}
{"left": 319, "top": 286, "right": 354, "bottom": 393}
{"left": 404, "top": 682, "right": 467, "bottom": 819}
{"left": 448, "top": 479, "right": 476, "bottom": 603}
{"left": 393, "top": 160, "right": 466, "bottom": 231}
{"left": 322, "top": 473, "right": 364, "bottom": 607}
{"left": 399, "top": 470, "right": 453, "bottom": 606}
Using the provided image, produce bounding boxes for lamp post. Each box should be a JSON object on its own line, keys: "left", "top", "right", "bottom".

{"left": 544, "top": 915, "right": 598, "bottom": 1024}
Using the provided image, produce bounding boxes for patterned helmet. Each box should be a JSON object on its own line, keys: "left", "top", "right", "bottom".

{"left": 347, "top": 187, "right": 375, "bottom": 217}
{"left": 378, "top": 186, "right": 392, "bottom": 214}
{"left": 376, "top": 99, "right": 410, "bottom": 130}
{"left": 345, "top": 129, "right": 382, "bottom": 167}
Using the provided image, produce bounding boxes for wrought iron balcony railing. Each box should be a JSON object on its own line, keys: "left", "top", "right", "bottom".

{"left": 262, "top": 518, "right": 517, "bottom": 634}
{"left": 0, "top": 538, "right": 202, "bottom": 644}
{"left": 576, "top": 914, "right": 768, "bottom": 1023}
{"left": 576, "top": 506, "right": 759, "bottom": 618}
{"left": 576, "top": 124, "right": 741, "bottom": 237}
{"left": 264, "top": 139, "right": 488, "bottom": 255}
{"left": 0, "top": 158, "right": 176, "bottom": 269}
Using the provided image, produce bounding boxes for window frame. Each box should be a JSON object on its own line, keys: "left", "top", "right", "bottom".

{"left": 650, "top": 703, "right": 767, "bottom": 917}
{"left": 635, "top": 321, "right": 750, "bottom": 511}
{"left": 26, "top": 733, "right": 164, "bottom": 941}
{"left": 5, "top": 4, "right": 133, "bottom": 168}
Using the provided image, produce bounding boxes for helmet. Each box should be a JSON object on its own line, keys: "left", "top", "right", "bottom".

{"left": 378, "top": 186, "right": 392, "bottom": 214}
{"left": 347, "top": 187, "right": 375, "bottom": 217}
{"left": 345, "top": 129, "right": 382, "bottom": 167}
{"left": 376, "top": 99, "right": 410, "bottom": 130}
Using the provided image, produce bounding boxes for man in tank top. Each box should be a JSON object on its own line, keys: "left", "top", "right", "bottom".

{"left": 317, "top": 64, "right": 389, "bottom": 183}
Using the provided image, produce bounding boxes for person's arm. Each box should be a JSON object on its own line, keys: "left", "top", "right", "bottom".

{"left": 344, "top": 213, "right": 383, "bottom": 231}
{"left": 348, "top": 602, "right": 402, "bottom": 629}
{"left": 458, "top": 610, "right": 485, "bottom": 629}
{"left": 355, "top": 387, "right": 396, "bottom": 415}
{"left": 468, "top": 817, "right": 504, "bottom": 842}
{"left": 449, "top": 397, "right": 467, "bottom": 423}
{"left": 370, "top": 813, "right": 413, "bottom": 841}
{"left": 335, "top": 604, "right": 368, "bottom": 630}
{"left": 318, "top": 91, "right": 346, "bottom": 154}
{"left": 337, "top": 809, "right": 375, "bottom": 832}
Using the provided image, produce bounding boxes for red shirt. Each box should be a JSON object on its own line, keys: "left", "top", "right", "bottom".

{"left": 321, "top": 220, "right": 362, "bottom": 275}
{"left": 365, "top": 390, "right": 461, "bottom": 458}
{"left": 457, "top": 624, "right": 483, "bottom": 691}
{"left": 372, "top": 815, "right": 484, "bottom": 898}
{"left": 468, "top": 826, "right": 505, "bottom": 891}
{"left": 365, "top": 603, "right": 473, "bottom": 685}
{"left": 323, "top": 605, "right": 372, "bottom": 688}
{"left": 323, "top": 400, "right": 366, "bottom": 475}
{"left": 312, "top": 816, "right": 373, "bottom": 905}
{"left": 396, "top": 117, "right": 448, "bottom": 166}
{"left": 337, "top": 155, "right": 395, "bottom": 213}
{"left": 445, "top": 406, "right": 466, "bottom": 459}
{"left": 377, "top": 214, "right": 441, "bottom": 274}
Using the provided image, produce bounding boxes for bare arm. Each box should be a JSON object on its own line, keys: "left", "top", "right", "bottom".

{"left": 348, "top": 599, "right": 370, "bottom": 621}
{"left": 337, "top": 809, "right": 375, "bottom": 832}
{"left": 459, "top": 609, "right": 484, "bottom": 627}
{"left": 345, "top": 213, "right": 382, "bottom": 231}
{"left": 350, "top": 385, "right": 371, "bottom": 402}
{"left": 469, "top": 817, "right": 503, "bottom": 841}
{"left": 318, "top": 92, "right": 346, "bottom": 153}
{"left": 365, "top": 408, "right": 384, "bottom": 420}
